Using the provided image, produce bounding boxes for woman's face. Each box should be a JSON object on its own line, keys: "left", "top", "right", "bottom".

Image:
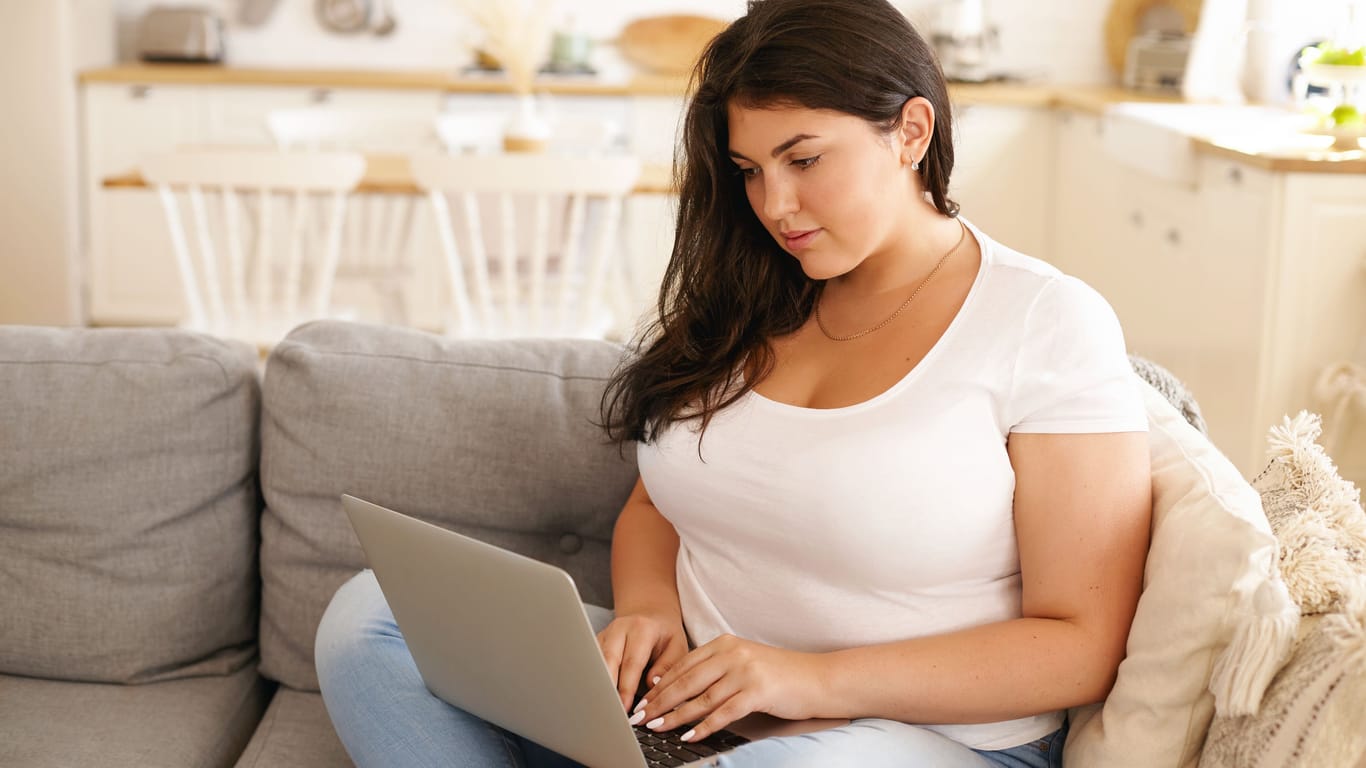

{"left": 727, "top": 101, "right": 917, "bottom": 281}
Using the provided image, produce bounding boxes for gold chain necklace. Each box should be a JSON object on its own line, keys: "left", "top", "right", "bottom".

{"left": 814, "top": 218, "right": 968, "bottom": 342}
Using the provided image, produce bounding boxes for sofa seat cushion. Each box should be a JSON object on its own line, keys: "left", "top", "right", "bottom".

{"left": 234, "top": 688, "right": 352, "bottom": 768}
{"left": 0, "top": 327, "right": 261, "bottom": 683}
{"left": 258, "top": 320, "right": 638, "bottom": 690}
{"left": 0, "top": 664, "right": 270, "bottom": 768}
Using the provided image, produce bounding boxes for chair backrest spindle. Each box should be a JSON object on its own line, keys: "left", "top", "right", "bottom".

{"left": 409, "top": 152, "right": 641, "bottom": 340}
{"left": 140, "top": 150, "right": 365, "bottom": 350}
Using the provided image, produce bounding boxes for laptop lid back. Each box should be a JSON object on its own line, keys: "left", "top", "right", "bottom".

{"left": 341, "top": 494, "right": 647, "bottom": 768}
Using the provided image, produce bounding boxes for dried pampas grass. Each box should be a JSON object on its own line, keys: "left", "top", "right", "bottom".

{"left": 453, "top": 0, "right": 554, "bottom": 95}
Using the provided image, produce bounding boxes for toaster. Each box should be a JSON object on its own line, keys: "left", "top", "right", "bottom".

{"left": 137, "top": 6, "right": 226, "bottom": 63}
{"left": 1124, "top": 31, "right": 1191, "bottom": 94}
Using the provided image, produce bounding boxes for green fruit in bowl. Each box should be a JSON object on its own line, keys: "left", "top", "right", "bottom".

{"left": 1331, "top": 104, "right": 1365, "bottom": 127}
{"left": 1303, "top": 44, "right": 1366, "bottom": 66}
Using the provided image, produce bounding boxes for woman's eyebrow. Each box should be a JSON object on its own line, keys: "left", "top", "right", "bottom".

{"left": 728, "top": 133, "right": 820, "bottom": 161}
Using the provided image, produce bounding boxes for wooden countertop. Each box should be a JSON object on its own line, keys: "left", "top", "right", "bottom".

{"left": 79, "top": 64, "right": 692, "bottom": 96}
{"left": 79, "top": 65, "right": 1365, "bottom": 173}
{"left": 104, "top": 153, "right": 676, "bottom": 196}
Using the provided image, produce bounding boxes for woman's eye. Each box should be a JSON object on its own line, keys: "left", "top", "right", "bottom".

{"left": 792, "top": 155, "right": 822, "bottom": 170}
{"left": 737, "top": 166, "right": 760, "bottom": 179}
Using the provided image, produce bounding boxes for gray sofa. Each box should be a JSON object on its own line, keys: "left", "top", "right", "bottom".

{"left": 0, "top": 320, "right": 1210, "bottom": 768}
{"left": 0, "top": 320, "right": 638, "bottom": 768}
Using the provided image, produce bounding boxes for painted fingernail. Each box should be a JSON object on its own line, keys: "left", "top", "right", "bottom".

{"left": 628, "top": 710, "right": 646, "bottom": 726}
{"left": 633, "top": 698, "right": 647, "bottom": 714}
{"left": 646, "top": 717, "right": 665, "bottom": 730}
{"left": 652, "top": 676, "right": 661, "bottom": 685}
{"left": 680, "top": 729, "right": 696, "bottom": 742}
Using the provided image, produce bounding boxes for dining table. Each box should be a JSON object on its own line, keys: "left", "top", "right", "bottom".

{"left": 101, "top": 152, "right": 675, "bottom": 196}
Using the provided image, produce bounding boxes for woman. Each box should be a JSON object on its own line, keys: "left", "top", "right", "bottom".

{"left": 316, "top": 0, "right": 1152, "bottom": 765}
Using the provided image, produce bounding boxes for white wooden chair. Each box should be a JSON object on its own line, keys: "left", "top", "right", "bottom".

{"left": 410, "top": 153, "right": 642, "bottom": 339}
{"left": 267, "top": 108, "right": 437, "bottom": 327}
{"left": 140, "top": 149, "right": 366, "bottom": 350}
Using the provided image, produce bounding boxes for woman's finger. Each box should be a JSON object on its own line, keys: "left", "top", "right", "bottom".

{"left": 632, "top": 650, "right": 726, "bottom": 727}
{"left": 642, "top": 674, "right": 745, "bottom": 737}
{"left": 615, "top": 633, "right": 657, "bottom": 712}
{"left": 643, "top": 631, "right": 687, "bottom": 690}
{"left": 677, "top": 690, "right": 754, "bottom": 744}
{"left": 596, "top": 625, "right": 628, "bottom": 691}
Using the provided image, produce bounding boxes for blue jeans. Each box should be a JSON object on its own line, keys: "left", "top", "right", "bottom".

{"left": 316, "top": 570, "right": 1065, "bottom": 767}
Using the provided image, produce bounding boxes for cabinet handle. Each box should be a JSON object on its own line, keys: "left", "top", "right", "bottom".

{"left": 1165, "top": 228, "right": 1181, "bottom": 246}
{"left": 1130, "top": 210, "right": 1143, "bottom": 228}
{"left": 310, "top": 88, "right": 333, "bottom": 104}
{"left": 130, "top": 85, "right": 152, "bottom": 100}
{"left": 1227, "top": 166, "right": 1243, "bottom": 185}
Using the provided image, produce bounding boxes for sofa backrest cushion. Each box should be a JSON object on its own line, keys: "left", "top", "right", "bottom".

{"left": 258, "top": 321, "right": 638, "bottom": 690}
{"left": 1064, "top": 378, "right": 1287, "bottom": 767}
{"left": 0, "top": 327, "right": 260, "bottom": 683}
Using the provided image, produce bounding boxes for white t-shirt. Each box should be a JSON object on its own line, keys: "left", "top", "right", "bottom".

{"left": 635, "top": 220, "right": 1148, "bottom": 750}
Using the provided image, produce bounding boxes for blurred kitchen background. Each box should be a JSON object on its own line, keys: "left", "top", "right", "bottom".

{"left": 1, "top": 0, "right": 1364, "bottom": 487}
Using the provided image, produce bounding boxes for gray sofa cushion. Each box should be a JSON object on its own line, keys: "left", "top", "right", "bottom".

{"left": 258, "top": 320, "right": 638, "bottom": 690}
{"left": 234, "top": 689, "right": 351, "bottom": 768}
{"left": 0, "top": 327, "right": 260, "bottom": 683}
{"left": 0, "top": 664, "right": 271, "bottom": 768}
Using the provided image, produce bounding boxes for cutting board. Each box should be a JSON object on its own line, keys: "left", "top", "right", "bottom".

{"left": 617, "top": 15, "right": 730, "bottom": 76}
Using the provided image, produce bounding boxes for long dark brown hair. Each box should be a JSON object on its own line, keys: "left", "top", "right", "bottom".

{"left": 601, "top": 0, "right": 958, "bottom": 445}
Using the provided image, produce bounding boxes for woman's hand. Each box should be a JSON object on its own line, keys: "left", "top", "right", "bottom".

{"left": 627, "top": 634, "right": 829, "bottom": 743}
{"left": 597, "top": 611, "right": 690, "bottom": 713}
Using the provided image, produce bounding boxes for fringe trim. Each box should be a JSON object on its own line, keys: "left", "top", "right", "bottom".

{"left": 1210, "top": 577, "right": 1301, "bottom": 717}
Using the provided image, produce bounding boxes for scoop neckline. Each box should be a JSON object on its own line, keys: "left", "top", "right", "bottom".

{"left": 747, "top": 218, "right": 990, "bottom": 417}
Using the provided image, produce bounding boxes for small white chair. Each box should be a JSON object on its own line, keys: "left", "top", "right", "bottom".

{"left": 267, "top": 108, "right": 437, "bottom": 327}
{"left": 410, "top": 152, "right": 642, "bottom": 339}
{"left": 140, "top": 149, "right": 366, "bottom": 351}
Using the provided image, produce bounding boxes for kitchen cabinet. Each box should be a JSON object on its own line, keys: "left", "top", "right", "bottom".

{"left": 1049, "top": 108, "right": 1366, "bottom": 486}
{"left": 951, "top": 104, "right": 1054, "bottom": 259}
{"left": 84, "top": 84, "right": 202, "bottom": 324}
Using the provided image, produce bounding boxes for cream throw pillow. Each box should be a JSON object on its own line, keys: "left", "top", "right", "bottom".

{"left": 1200, "top": 601, "right": 1366, "bottom": 768}
{"left": 1064, "top": 378, "right": 1293, "bottom": 768}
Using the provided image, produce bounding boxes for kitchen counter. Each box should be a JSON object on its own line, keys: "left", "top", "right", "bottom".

{"left": 79, "top": 65, "right": 1364, "bottom": 173}
{"left": 78, "top": 64, "right": 693, "bottom": 96}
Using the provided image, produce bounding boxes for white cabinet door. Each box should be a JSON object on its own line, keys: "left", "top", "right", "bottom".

{"left": 1049, "top": 110, "right": 1123, "bottom": 278}
{"left": 84, "top": 83, "right": 203, "bottom": 324}
{"left": 951, "top": 104, "right": 1054, "bottom": 258}
{"left": 1266, "top": 174, "right": 1366, "bottom": 488}
{"left": 1173, "top": 158, "right": 1277, "bottom": 475}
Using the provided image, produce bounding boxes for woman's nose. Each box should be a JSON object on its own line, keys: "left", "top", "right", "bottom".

{"left": 762, "top": 174, "right": 799, "bottom": 221}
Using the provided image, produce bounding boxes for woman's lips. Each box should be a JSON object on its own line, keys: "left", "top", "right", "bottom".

{"left": 782, "top": 228, "right": 821, "bottom": 251}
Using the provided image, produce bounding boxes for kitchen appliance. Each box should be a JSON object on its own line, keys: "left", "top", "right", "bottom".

{"left": 136, "top": 6, "right": 226, "bottom": 63}
{"left": 315, "top": 0, "right": 396, "bottom": 36}
{"left": 930, "top": 0, "right": 999, "bottom": 83}
{"left": 1124, "top": 31, "right": 1192, "bottom": 93}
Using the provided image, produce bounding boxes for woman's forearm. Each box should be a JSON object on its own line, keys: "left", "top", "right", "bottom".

{"left": 610, "top": 480, "right": 683, "bottom": 620}
{"left": 818, "top": 616, "right": 1124, "bottom": 723}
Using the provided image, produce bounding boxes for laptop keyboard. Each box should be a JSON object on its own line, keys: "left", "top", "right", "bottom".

{"left": 634, "top": 726, "right": 750, "bottom": 767}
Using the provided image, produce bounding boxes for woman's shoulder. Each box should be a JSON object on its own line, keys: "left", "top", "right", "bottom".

{"left": 974, "top": 230, "right": 1112, "bottom": 318}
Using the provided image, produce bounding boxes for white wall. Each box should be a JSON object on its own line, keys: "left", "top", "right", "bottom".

{"left": 104, "top": 0, "right": 1125, "bottom": 85}
{"left": 0, "top": 0, "right": 113, "bottom": 326}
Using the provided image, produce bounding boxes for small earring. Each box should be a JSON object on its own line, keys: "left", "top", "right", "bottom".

{"left": 911, "top": 159, "right": 921, "bottom": 171}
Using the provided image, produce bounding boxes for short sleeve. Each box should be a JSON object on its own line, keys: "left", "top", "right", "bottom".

{"left": 1007, "top": 276, "right": 1147, "bottom": 434}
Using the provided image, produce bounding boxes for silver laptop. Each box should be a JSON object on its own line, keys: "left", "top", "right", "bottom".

{"left": 341, "top": 494, "right": 847, "bottom": 768}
